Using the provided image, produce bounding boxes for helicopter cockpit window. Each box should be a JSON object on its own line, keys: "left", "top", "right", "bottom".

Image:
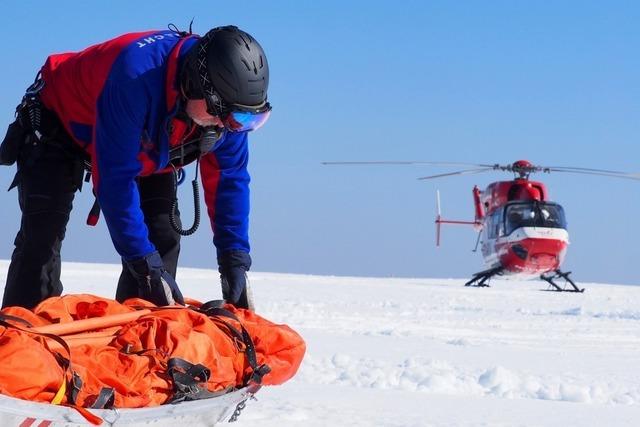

{"left": 504, "top": 202, "right": 567, "bottom": 235}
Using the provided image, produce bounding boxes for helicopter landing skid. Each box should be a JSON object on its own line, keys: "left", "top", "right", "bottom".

{"left": 464, "top": 267, "right": 504, "bottom": 288}
{"left": 540, "top": 270, "right": 585, "bottom": 293}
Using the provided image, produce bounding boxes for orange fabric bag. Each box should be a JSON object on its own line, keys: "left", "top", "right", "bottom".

{"left": 0, "top": 294, "right": 305, "bottom": 409}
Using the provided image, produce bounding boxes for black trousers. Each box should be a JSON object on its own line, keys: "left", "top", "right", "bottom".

{"left": 2, "top": 142, "right": 181, "bottom": 309}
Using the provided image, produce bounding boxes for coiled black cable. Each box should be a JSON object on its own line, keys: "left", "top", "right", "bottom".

{"left": 170, "top": 162, "right": 200, "bottom": 236}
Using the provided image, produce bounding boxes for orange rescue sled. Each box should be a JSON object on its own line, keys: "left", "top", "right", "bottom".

{"left": 0, "top": 294, "right": 306, "bottom": 425}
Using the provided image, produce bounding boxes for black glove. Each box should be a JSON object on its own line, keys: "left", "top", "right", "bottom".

{"left": 126, "top": 251, "right": 185, "bottom": 306}
{"left": 218, "top": 250, "right": 252, "bottom": 308}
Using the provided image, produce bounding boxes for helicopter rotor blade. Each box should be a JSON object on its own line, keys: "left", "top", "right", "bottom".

{"left": 322, "top": 160, "right": 640, "bottom": 180}
{"left": 543, "top": 166, "right": 635, "bottom": 174}
{"left": 545, "top": 169, "right": 640, "bottom": 181}
{"left": 417, "top": 168, "right": 495, "bottom": 180}
{"left": 322, "top": 161, "right": 497, "bottom": 168}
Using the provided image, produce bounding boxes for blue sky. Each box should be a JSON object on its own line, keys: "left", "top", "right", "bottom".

{"left": 0, "top": 1, "right": 638, "bottom": 284}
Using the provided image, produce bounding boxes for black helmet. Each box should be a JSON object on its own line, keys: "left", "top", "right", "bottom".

{"left": 182, "top": 26, "right": 270, "bottom": 115}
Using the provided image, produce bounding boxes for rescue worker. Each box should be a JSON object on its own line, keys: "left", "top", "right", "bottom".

{"left": 0, "top": 25, "right": 271, "bottom": 309}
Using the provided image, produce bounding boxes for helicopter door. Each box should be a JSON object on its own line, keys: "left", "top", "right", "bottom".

{"left": 481, "top": 209, "right": 503, "bottom": 260}
{"left": 485, "top": 209, "right": 504, "bottom": 240}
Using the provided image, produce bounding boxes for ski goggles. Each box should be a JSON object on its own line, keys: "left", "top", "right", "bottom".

{"left": 220, "top": 103, "right": 272, "bottom": 133}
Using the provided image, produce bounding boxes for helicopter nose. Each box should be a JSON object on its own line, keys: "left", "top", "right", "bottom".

{"left": 530, "top": 253, "right": 558, "bottom": 268}
{"left": 508, "top": 239, "right": 563, "bottom": 271}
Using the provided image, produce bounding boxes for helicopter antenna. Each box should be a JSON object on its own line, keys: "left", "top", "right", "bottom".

{"left": 436, "top": 190, "right": 442, "bottom": 246}
{"left": 472, "top": 231, "right": 482, "bottom": 253}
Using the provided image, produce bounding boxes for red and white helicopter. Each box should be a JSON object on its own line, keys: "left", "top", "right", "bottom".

{"left": 323, "top": 160, "right": 640, "bottom": 292}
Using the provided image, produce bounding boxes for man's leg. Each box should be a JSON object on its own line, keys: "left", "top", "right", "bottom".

{"left": 116, "top": 172, "right": 181, "bottom": 302}
{"left": 2, "top": 144, "right": 76, "bottom": 309}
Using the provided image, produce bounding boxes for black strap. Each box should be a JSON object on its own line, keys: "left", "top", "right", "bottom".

{"left": 167, "top": 357, "right": 232, "bottom": 404}
{"left": 68, "top": 372, "right": 83, "bottom": 405}
{"left": 196, "top": 304, "right": 271, "bottom": 386}
{"left": 169, "top": 357, "right": 210, "bottom": 383}
{"left": 128, "top": 304, "right": 272, "bottom": 388}
{"left": 0, "top": 318, "right": 71, "bottom": 362}
{"left": 90, "top": 387, "right": 115, "bottom": 409}
{"left": 0, "top": 312, "right": 33, "bottom": 328}
{"left": 198, "top": 307, "right": 257, "bottom": 364}
{"left": 209, "top": 315, "right": 245, "bottom": 345}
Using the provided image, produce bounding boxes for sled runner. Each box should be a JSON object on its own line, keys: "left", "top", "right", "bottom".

{"left": 0, "top": 386, "right": 253, "bottom": 426}
{"left": 0, "top": 294, "right": 306, "bottom": 425}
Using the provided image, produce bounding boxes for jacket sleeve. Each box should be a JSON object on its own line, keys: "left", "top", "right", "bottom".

{"left": 200, "top": 131, "right": 251, "bottom": 257}
{"left": 94, "top": 78, "right": 155, "bottom": 261}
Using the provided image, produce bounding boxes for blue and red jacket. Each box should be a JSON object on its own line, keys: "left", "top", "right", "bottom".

{"left": 39, "top": 30, "right": 250, "bottom": 261}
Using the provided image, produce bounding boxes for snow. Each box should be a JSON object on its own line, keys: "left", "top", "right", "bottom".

{"left": 1, "top": 260, "right": 639, "bottom": 426}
